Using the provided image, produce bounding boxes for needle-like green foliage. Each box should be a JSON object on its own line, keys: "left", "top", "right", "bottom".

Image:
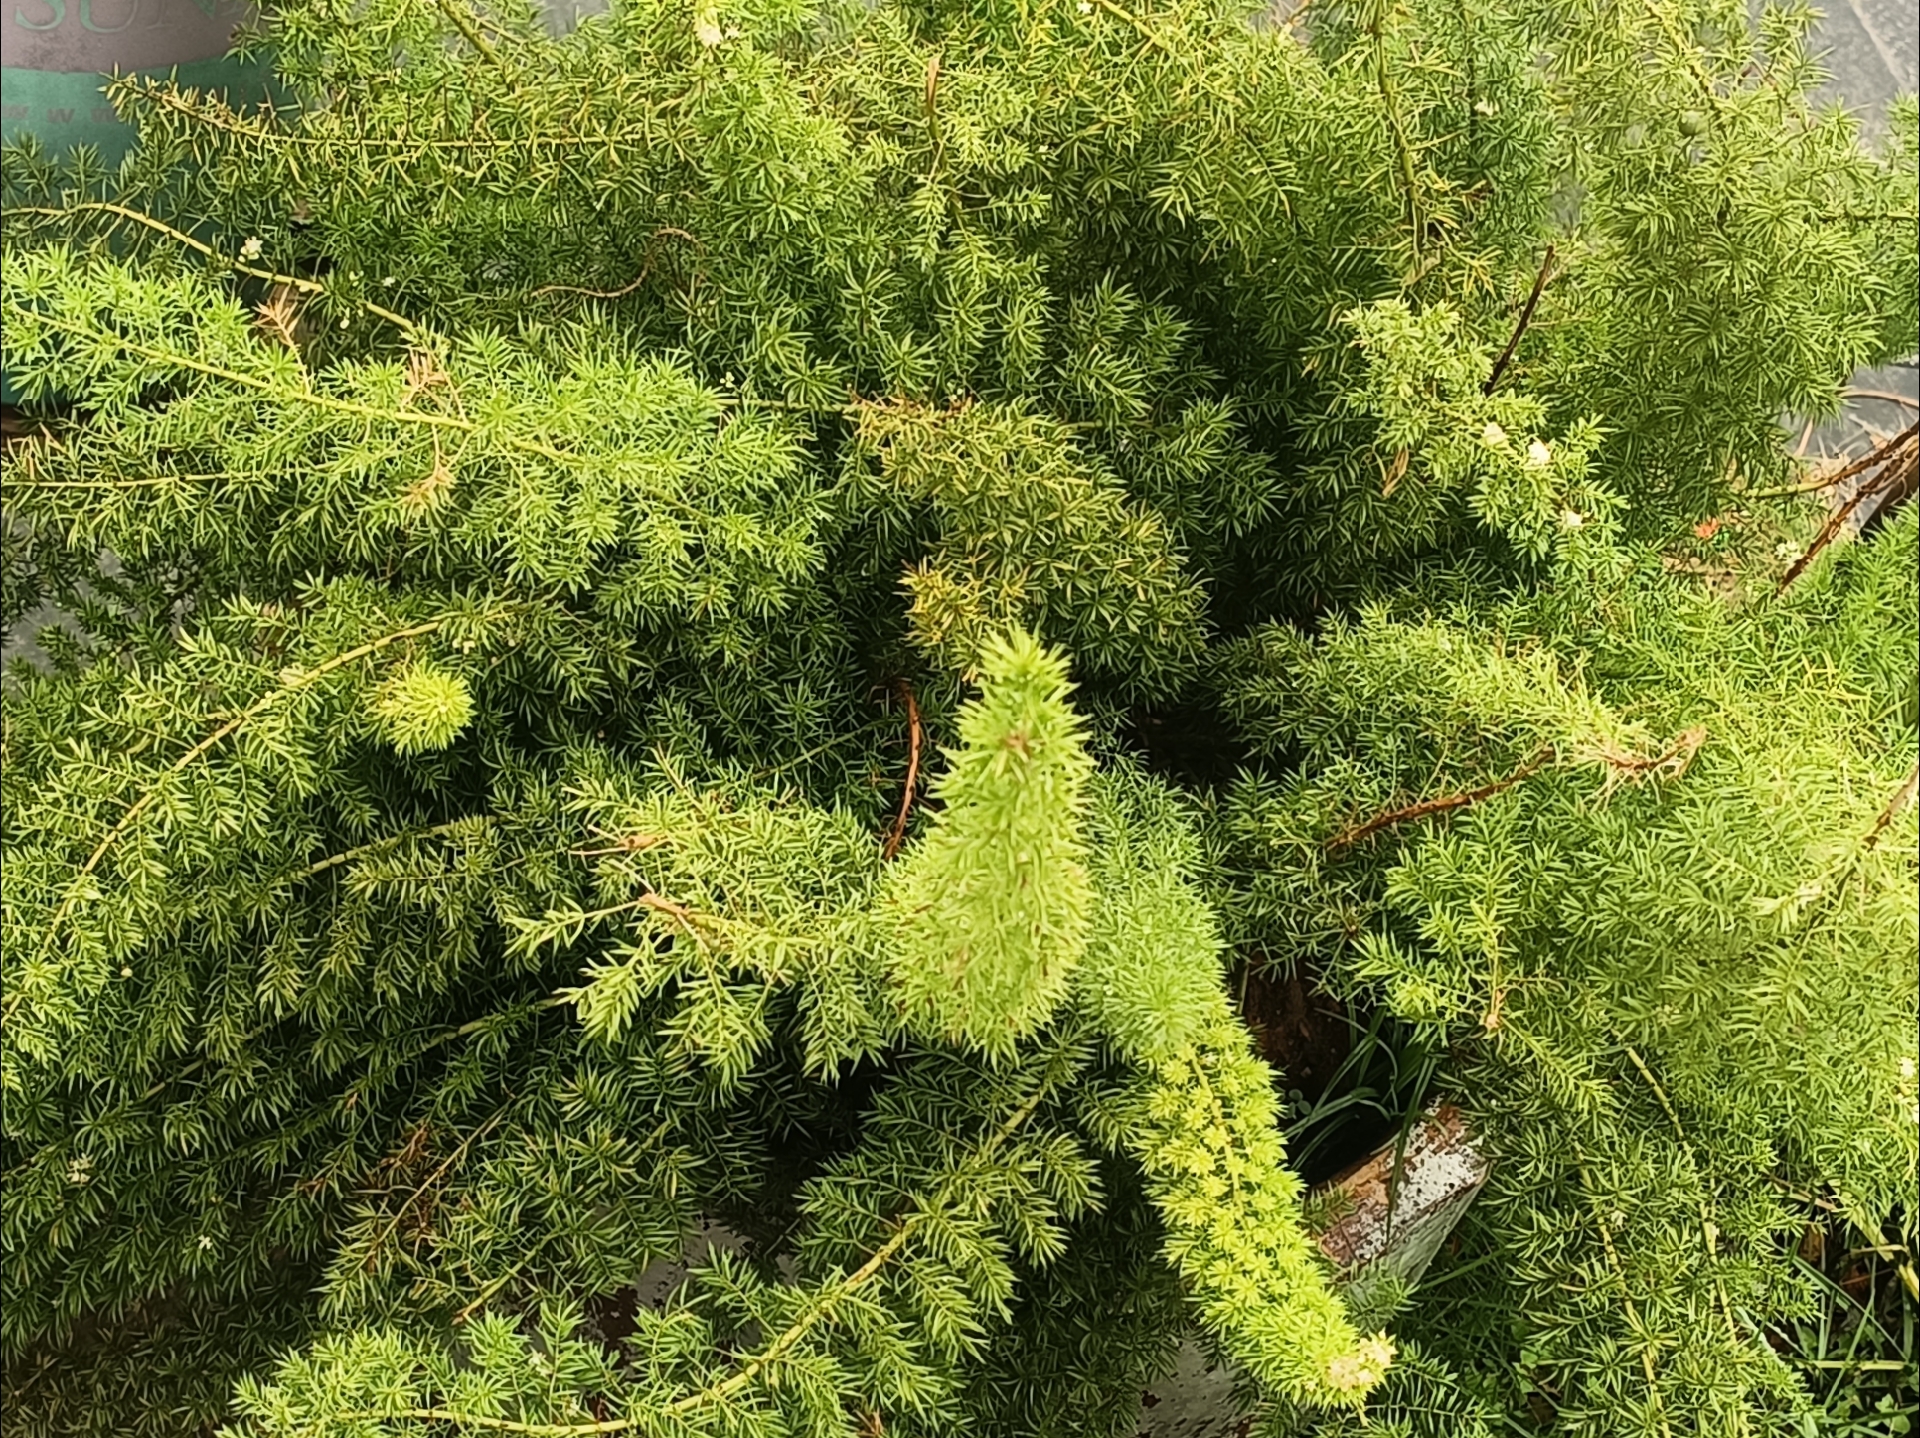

{"left": 884, "top": 628, "right": 1095, "bottom": 1058}
{"left": 1, "top": 0, "right": 1914, "bottom": 1435}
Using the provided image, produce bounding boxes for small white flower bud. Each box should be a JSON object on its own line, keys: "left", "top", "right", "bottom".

{"left": 1481, "top": 422, "right": 1508, "bottom": 447}
{"left": 1527, "top": 439, "right": 1553, "bottom": 468}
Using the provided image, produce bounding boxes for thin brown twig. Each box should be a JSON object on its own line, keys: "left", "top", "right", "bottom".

{"left": 882, "top": 682, "right": 923, "bottom": 862}
{"left": 1777, "top": 424, "right": 1918, "bottom": 593}
{"left": 1742, "top": 426, "right": 1915, "bottom": 498}
{"left": 1863, "top": 764, "right": 1919, "bottom": 852}
{"left": 1484, "top": 244, "right": 1556, "bottom": 395}
{"left": 1589, "top": 725, "right": 1706, "bottom": 789}
{"left": 637, "top": 889, "right": 703, "bottom": 930}
{"left": 1381, "top": 445, "right": 1410, "bottom": 497}
{"left": 1743, "top": 463, "right": 1881, "bottom": 501}
{"left": 1777, "top": 488, "right": 1882, "bottom": 590}
{"left": 1844, "top": 389, "right": 1920, "bottom": 410}
{"left": 362, "top": 1107, "right": 508, "bottom": 1271}
{"left": 1326, "top": 746, "right": 1555, "bottom": 853}
{"left": 255, "top": 282, "right": 305, "bottom": 354}
{"left": 530, "top": 270, "right": 652, "bottom": 301}
{"left": 529, "top": 229, "right": 700, "bottom": 300}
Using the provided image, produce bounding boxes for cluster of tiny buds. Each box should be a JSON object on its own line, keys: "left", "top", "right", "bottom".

{"left": 1481, "top": 421, "right": 1555, "bottom": 469}
{"left": 1482, "top": 423, "right": 1581, "bottom": 524}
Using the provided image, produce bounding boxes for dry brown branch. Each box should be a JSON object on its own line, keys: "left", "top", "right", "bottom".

{"left": 1326, "top": 746, "right": 1555, "bottom": 853}
{"left": 1863, "top": 764, "right": 1919, "bottom": 852}
{"left": 1844, "top": 389, "right": 1920, "bottom": 410}
{"left": 1381, "top": 446, "right": 1410, "bottom": 497}
{"left": 1777, "top": 423, "right": 1918, "bottom": 593}
{"left": 531, "top": 229, "right": 700, "bottom": 300}
{"left": 637, "top": 890, "right": 700, "bottom": 926}
{"left": 400, "top": 441, "right": 458, "bottom": 516}
{"left": 1588, "top": 725, "right": 1706, "bottom": 791}
{"left": 882, "top": 682, "right": 924, "bottom": 862}
{"left": 531, "top": 270, "right": 655, "bottom": 302}
{"left": 362, "top": 1107, "right": 507, "bottom": 1269}
{"left": 254, "top": 283, "right": 305, "bottom": 351}
{"left": 1749, "top": 422, "right": 1917, "bottom": 500}
{"left": 1484, "top": 244, "right": 1556, "bottom": 395}
{"left": 401, "top": 349, "right": 454, "bottom": 405}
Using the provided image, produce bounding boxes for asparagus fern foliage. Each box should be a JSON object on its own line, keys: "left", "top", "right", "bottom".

{"left": 1, "top": 1, "right": 1914, "bottom": 1435}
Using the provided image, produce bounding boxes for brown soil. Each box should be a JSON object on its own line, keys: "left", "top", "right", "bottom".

{"left": 1237, "top": 961, "right": 1352, "bottom": 1102}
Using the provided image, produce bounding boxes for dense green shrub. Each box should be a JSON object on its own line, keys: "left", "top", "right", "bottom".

{"left": 1, "top": 2, "right": 1914, "bottom": 1435}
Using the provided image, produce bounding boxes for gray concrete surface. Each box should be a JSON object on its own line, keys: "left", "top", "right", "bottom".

{"left": 1801, "top": 2, "right": 1919, "bottom": 494}
{"left": 1807, "top": 0, "right": 1918, "bottom": 138}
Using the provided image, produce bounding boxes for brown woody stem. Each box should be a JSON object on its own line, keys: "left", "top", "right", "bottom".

{"left": 1484, "top": 244, "right": 1556, "bottom": 396}
{"left": 882, "top": 682, "right": 924, "bottom": 862}
{"left": 1776, "top": 423, "right": 1917, "bottom": 593}
{"left": 1864, "top": 763, "right": 1919, "bottom": 852}
{"left": 1326, "top": 747, "right": 1556, "bottom": 853}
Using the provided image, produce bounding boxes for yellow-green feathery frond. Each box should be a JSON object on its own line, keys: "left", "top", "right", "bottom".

{"left": 885, "top": 629, "right": 1095, "bottom": 1059}
{"left": 1123, "top": 1016, "right": 1393, "bottom": 1408}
